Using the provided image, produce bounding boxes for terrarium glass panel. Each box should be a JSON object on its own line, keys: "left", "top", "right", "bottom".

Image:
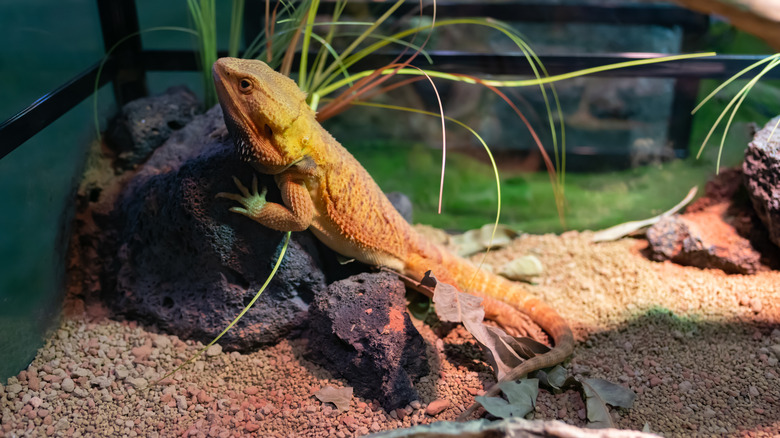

{"left": 2, "top": 1, "right": 780, "bottom": 437}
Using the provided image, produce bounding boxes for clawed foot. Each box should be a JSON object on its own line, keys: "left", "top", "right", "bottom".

{"left": 216, "top": 174, "right": 268, "bottom": 219}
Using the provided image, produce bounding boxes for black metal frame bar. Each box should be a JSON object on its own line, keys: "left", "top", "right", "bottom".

{"left": 0, "top": 60, "right": 117, "bottom": 159}
{"left": 0, "top": 0, "right": 775, "bottom": 162}
{"left": 96, "top": 0, "right": 147, "bottom": 103}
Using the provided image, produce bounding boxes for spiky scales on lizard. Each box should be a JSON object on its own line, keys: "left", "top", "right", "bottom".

{"left": 211, "top": 57, "right": 574, "bottom": 418}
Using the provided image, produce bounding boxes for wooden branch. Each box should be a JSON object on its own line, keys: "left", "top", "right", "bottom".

{"left": 669, "top": 0, "right": 780, "bottom": 51}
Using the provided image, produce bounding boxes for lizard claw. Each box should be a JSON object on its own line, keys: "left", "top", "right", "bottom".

{"left": 216, "top": 174, "right": 268, "bottom": 219}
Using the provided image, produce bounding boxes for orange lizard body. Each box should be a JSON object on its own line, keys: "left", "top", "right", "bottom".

{"left": 212, "top": 57, "right": 574, "bottom": 412}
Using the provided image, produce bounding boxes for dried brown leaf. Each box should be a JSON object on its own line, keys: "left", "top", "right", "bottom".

{"left": 451, "top": 224, "right": 519, "bottom": 256}
{"left": 431, "top": 280, "right": 484, "bottom": 326}
{"left": 581, "top": 379, "right": 615, "bottom": 429}
{"left": 314, "top": 386, "right": 353, "bottom": 412}
{"left": 432, "top": 280, "right": 548, "bottom": 380}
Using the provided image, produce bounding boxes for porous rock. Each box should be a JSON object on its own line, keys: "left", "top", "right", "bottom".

{"left": 104, "top": 105, "right": 326, "bottom": 350}
{"left": 105, "top": 86, "right": 200, "bottom": 170}
{"left": 743, "top": 115, "right": 780, "bottom": 248}
{"left": 646, "top": 167, "right": 778, "bottom": 274}
{"left": 305, "top": 271, "right": 429, "bottom": 411}
{"left": 646, "top": 213, "right": 760, "bottom": 274}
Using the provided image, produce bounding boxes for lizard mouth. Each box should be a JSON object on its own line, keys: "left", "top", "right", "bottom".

{"left": 213, "top": 61, "right": 269, "bottom": 164}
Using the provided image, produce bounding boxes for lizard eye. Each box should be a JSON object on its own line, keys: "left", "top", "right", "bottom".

{"left": 239, "top": 78, "right": 253, "bottom": 93}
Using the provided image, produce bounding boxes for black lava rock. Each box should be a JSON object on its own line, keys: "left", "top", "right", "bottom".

{"left": 305, "top": 271, "right": 429, "bottom": 411}
{"left": 106, "top": 86, "right": 200, "bottom": 170}
{"left": 104, "top": 106, "right": 327, "bottom": 350}
{"left": 743, "top": 115, "right": 780, "bottom": 248}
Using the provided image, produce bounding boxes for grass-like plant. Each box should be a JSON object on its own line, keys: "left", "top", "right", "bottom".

{"left": 692, "top": 52, "right": 780, "bottom": 172}
{"left": 133, "top": 0, "right": 720, "bottom": 395}
{"left": 96, "top": 0, "right": 714, "bottom": 226}
{"left": 185, "top": 0, "right": 248, "bottom": 107}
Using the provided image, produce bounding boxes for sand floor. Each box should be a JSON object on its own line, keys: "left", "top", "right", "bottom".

{"left": 2, "top": 231, "right": 779, "bottom": 437}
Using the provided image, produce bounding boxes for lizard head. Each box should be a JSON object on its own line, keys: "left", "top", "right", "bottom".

{"left": 213, "top": 57, "right": 316, "bottom": 174}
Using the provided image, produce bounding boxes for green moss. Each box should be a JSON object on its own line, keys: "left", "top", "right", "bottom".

{"left": 346, "top": 137, "right": 740, "bottom": 233}
{"left": 637, "top": 307, "right": 703, "bottom": 333}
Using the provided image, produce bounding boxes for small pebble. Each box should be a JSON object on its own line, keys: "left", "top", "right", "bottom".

{"left": 175, "top": 395, "right": 188, "bottom": 410}
{"left": 205, "top": 344, "right": 222, "bottom": 357}
{"left": 115, "top": 368, "right": 129, "bottom": 380}
{"left": 0, "top": 231, "right": 777, "bottom": 438}
{"left": 424, "top": 399, "right": 450, "bottom": 416}
{"left": 129, "top": 378, "right": 147, "bottom": 389}
{"left": 90, "top": 376, "right": 111, "bottom": 389}
{"left": 28, "top": 396, "right": 43, "bottom": 408}
{"left": 72, "top": 368, "right": 90, "bottom": 378}
{"left": 153, "top": 335, "right": 171, "bottom": 349}
{"left": 7, "top": 383, "right": 23, "bottom": 395}
{"left": 61, "top": 379, "right": 75, "bottom": 393}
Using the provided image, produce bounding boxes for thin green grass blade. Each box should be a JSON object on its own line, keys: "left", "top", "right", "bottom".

{"left": 306, "top": 31, "right": 433, "bottom": 99}
{"left": 709, "top": 57, "right": 780, "bottom": 171}
{"left": 718, "top": 85, "right": 752, "bottom": 172}
{"left": 316, "top": 17, "right": 713, "bottom": 93}
{"left": 257, "top": 21, "right": 430, "bottom": 86}
{"left": 186, "top": 0, "right": 218, "bottom": 107}
{"left": 149, "top": 231, "right": 292, "bottom": 387}
{"left": 334, "top": 32, "right": 434, "bottom": 64}
{"left": 244, "top": 1, "right": 308, "bottom": 67}
{"left": 769, "top": 115, "right": 780, "bottom": 143}
{"left": 310, "top": 15, "right": 566, "bottom": 221}
{"left": 92, "top": 27, "right": 198, "bottom": 138}
{"left": 479, "top": 17, "right": 567, "bottom": 221}
{"left": 401, "top": 66, "right": 448, "bottom": 214}
{"left": 298, "top": 0, "right": 320, "bottom": 88}
{"left": 317, "top": 56, "right": 714, "bottom": 102}
{"left": 343, "top": 100, "right": 502, "bottom": 293}
{"left": 696, "top": 56, "right": 780, "bottom": 160}
{"left": 311, "top": 0, "right": 348, "bottom": 91}
{"left": 695, "top": 84, "right": 749, "bottom": 159}
{"left": 314, "top": 0, "right": 406, "bottom": 89}
{"left": 315, "top": 51, "right": 710, "bottom": 223}
{"left": 306, "top": 33, "right": 353, "bottom": 99}
{"left": 229, "top": 0, "right": 245, "bottom": 58}
{"left": 692, "top": 54, "right": 778, "bottom": 115}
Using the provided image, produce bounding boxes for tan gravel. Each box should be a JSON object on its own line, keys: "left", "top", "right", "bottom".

{"left": 2, "top": 231, "right": 779, "bottom": 437}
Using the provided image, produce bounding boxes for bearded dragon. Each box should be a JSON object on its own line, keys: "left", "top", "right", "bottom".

{"left": 212, "top": 57, "right": 574, "bottom": 414}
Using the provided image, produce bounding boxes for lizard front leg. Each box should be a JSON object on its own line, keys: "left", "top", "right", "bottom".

{"left": 217, "top": 172, "right": 314, "bottom": 232}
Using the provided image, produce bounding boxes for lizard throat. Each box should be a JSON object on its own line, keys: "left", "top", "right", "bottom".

{"left": 223, "top": 111, "right": 262, "bottom": 163}
{"left": 222, "top": 110, "right": 289, "bottom": 174}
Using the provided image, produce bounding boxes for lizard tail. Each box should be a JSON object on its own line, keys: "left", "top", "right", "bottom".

{"left": 403, "top": 240, "right": 574, "bottom": 420}
{"left": 459, "top": 294, "right": 574, "bottom": 420}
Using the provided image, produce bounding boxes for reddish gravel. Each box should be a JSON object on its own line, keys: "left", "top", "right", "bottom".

{"left": 2, "top": 231, "right": 780, "bottom": 437}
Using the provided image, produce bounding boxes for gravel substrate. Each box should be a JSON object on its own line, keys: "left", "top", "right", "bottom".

{"left": 2, "top": 231, "right": 779, "bottom": 437}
